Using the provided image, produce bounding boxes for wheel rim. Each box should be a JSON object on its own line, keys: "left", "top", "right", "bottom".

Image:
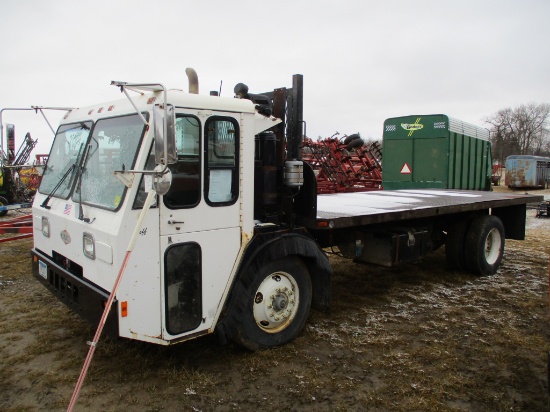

{"left": 484, "top": 228, "right": 502, "bottom": 265}
{"left": 253, "top": 271, "right": 300, "bottom": 333}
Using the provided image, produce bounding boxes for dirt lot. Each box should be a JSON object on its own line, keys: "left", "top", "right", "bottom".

{"left": 1, "top": 186, "right": 550, "bottom": 411}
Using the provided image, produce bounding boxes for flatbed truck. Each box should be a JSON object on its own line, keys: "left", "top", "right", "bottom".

{"left": 31, "top": 70, "right": 542, "bottom": 350}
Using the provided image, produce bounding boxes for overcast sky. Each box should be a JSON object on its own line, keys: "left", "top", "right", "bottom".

{"left": 1, "top": 0, "right": 549, "bottom": 157}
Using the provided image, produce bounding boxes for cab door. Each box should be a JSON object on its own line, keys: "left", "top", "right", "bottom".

{"left": 159, "top": 110, "right": 242, "bottom": 339}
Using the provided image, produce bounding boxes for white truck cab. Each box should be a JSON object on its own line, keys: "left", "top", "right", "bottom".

{"left": 32, "top": 71, "right": 313, "bottom": 349}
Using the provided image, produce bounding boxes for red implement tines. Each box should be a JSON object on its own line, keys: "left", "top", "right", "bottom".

{"left": 302, "top": 136, "right": 383, "bottom": 194}
{"left": 0, "top": 214, "right": 33, "bottom": 241}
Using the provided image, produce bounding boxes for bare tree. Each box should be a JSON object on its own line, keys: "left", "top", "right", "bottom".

{"left": 485, "top": 102, "right": 550, "bottom": 161}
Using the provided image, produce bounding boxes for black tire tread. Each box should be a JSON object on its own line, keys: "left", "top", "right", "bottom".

{"left": 346, "top": 138, "right": 364, "bottom": 151}
{"left": 343, "top": 134, "right": 361, "bottom": 145}
{"left": 227, "top": 256, "right": 312, "bottom": 351}
{"left": 464, "top": 215, "right": 505, "bottom": 276}
{"left": 445, "top": 218, "right": 471, "bottom": 270}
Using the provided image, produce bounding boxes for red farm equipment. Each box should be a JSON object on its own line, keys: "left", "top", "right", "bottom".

{"left": 0, "top": 214, "right": 33, "bottom": 243}
{"left": 0, "top": 130, "right": 37, "bottom": 216}
{"left": 0, "top": 106, "right": 67, "bottom": 242}
{"left": 302, "top": 133, "right": 383, "bottom": 194}
{"left": 0, "top": 132, "right": 36, "bottom": 241}
{"left": 1, "top": 106, "right": 71, "bottom": 219}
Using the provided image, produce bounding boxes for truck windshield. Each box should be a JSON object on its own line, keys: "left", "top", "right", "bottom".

{"left": 76, "top": 113, "right": 148, "bottom": 210}
{"left": 39, "top": 122, "right": 93, "bottom": 199}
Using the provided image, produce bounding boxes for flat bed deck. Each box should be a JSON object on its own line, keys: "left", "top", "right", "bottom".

{"left": 313, "top": 189, "right": 543, "bottom": 229}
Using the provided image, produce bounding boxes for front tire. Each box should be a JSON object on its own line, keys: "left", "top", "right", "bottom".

{"left": 464, "top": 215, "right": 505, "bottom": 276}
{"left": 230, "top": 256, "right": 312, "bottom": 351}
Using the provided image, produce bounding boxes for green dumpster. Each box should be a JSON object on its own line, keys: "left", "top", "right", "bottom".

{"left": 382, "top": 114, "right": 492, "bottom": 191}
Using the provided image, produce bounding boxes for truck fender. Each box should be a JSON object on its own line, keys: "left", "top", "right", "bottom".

{"left": 216, "top": 233, "right": 332, "bottom": 345}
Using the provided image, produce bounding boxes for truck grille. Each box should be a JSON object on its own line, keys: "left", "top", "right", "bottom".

{"left": 52, "top": 250, "right": 83, "bottom": 278}
{"left": 49, "top": 270, "right": 79, "bottom": 303}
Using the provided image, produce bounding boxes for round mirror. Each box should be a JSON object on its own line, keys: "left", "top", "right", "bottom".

{"left": 153, "top": 164, "right": 172, "bottom": 195}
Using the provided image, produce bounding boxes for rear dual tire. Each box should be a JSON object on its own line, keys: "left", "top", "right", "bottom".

{"left": 445, "top": 219, "right": 469, "bottom": 270}
{"left": 446, "top": 215, "right": 505, "bottom": 276}
{"left": 464, "top": 215, "right": 505, "bottom": 276}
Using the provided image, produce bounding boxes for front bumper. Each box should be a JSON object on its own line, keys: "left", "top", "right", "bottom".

{"left": 31, "top": 249, "right": 119, "bottom": 337}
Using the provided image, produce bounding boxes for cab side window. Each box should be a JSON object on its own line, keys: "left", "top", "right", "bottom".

{"left": 163, "top": 115, "right": 201, "bottom": 209}
{"left": 204, "top": 117, "right": 239, "bottom": 206}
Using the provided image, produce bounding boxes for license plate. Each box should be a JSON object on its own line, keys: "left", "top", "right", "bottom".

{"left": 38, "top": 260, "right": 48, "bottom": 279}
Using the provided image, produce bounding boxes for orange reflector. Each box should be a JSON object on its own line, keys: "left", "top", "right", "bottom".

{"left": 121, "top": 301, "right": 128, "bottom": 317}
{"left": 317, "top": 221, "right": 329, "bottom": 228}
{"left": 33, "top": 256, "right": 37, "bottom": 262}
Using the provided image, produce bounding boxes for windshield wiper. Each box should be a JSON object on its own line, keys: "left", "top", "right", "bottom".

{"left": 40, "top": 163, "right": 76, "bottom": 209}
{"left": 76, "top": 143, "right": 94, "bottom": 223}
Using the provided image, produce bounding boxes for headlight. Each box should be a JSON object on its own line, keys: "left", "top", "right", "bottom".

{"left": 42, "top": 217, "right": 50, "bottom": 237}
{"left": 83, "top": 232, "right": 95, "bottom": 260}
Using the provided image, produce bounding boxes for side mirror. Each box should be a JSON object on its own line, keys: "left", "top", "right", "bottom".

{"left": 153, "top": 164, "right": 173, "bottom": 195}
{"left": 153, "top": 104, "right": 177, "bottom": 165}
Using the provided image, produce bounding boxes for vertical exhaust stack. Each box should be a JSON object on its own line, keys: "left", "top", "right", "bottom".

{"left": 186, "top": 68, "right": 199, "bottom": 94}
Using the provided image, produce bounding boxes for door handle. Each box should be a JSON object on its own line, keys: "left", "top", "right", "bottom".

{"left": 167, "top": 220, "right": 185, "bottom": 224}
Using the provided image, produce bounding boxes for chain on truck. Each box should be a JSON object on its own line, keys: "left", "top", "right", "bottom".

{"left": 31, "top": 69, "right": 542, "bottom": 350}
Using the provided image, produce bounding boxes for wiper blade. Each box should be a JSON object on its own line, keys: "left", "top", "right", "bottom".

{"left": 77, "top": 143, "right": 94, "bottom": 223}
{"left": 40, "top": 163, "right": 76, "bottom": 209}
